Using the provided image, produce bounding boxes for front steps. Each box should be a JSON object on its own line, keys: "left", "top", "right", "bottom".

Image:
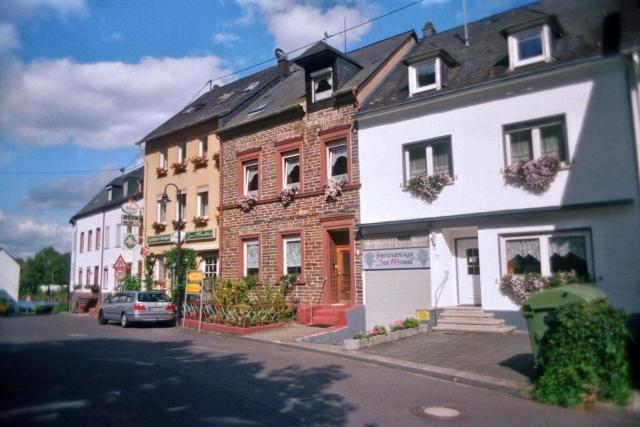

{"left": 297, "top": 304, "right": 351, "bottom": 327}
{"left": 433, "top": 306, "right": 515, "bottom": 333}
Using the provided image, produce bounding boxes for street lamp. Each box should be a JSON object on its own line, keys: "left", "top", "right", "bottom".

{"left": 161, "top": 183, "right": 183, "bottom": 319}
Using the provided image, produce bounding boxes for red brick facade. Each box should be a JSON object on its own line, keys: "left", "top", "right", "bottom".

{"left": 219, "top": 101, "right": 363, "bottom": 305}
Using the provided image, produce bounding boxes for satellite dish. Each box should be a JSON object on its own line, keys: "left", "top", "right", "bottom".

{"left": 275, "top": 48, "right": 287, "bottom": 61}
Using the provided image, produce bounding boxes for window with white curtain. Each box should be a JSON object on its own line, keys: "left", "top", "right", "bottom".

{"left": 244, "top": 161, "right": 259, "bottom": 196}
{"left": 243, "top": 239, "right": 259, "bottom": 276}
{"left": 505, "top": 116, "right": 567, "bottom": 165}
{"left": 199, "top": 136, "right": 208, "bottom": 156}
{"left": 403, "top": 136, "right": 452, "bottom": 182}
{"left": 197, "top": 190, "right": 209, "bottom": 217}
{"left": 283, "top": 236, "right": 301, "bottom": 275}
{"left": 177, "top": 142, "right": 186, "bottom": 163}
{"left": 501, "top": 230, "right": 592, "bottom": 280}
{"left": 283, "top": 152, "right": 300, "bottom": 189}
{"left": 327, "top": 140, "right": 348, "bottom": 180}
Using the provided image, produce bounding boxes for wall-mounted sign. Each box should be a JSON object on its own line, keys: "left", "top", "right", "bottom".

{"left": 416, "top": 309, "right": 430, "bottom": 321}
{"left": 148, "top": 234, "right": 171, "bottom": 245}
{"left": 363, "top": 247, "right": 430, "bottom": 270}
{"left": 185, "top": 229, "right": 215, "bottom": 241}
{"left": 113, "top": 255, "right": 127, "bottom": 270}
{"left": 121, "top": 214, "right": 140, "bottom": 226}
{"left": 121, "top": 199, "right": 139, "bottom": 215}
{"left": 147, "top": 229, "right": 215, "bottom": 246}
{"left": 123, "top": 234, "right": 137, "bottom": 249}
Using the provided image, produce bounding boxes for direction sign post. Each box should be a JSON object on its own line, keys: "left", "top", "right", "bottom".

{"left": 184, "top": 270, "right": 204, "bottom": 330}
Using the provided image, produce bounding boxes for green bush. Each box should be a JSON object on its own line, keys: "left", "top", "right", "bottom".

{"left": 119, "top": 275, "right": 141, "bottom": 291}
{"left": 277, "top": 274, "right": 298, "bottom": 296}
{"left": 214, "top": 278, "right": 254, "bottom": 306}
{"left": 403, "top": 317, "right": 420, "bottom": 329}
{"left": 532, "top": 301, "right": 631, "bottom": 407}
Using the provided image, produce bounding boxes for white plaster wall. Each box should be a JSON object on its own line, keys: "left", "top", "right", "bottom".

{"left": 360, "top": 59, "right": 638, "bottom": 224}
{"left": 0, "top": 250, "right": 20, "bottom": 302}
{"left": 476, "top": 205, "right": 640, "bottom": 313}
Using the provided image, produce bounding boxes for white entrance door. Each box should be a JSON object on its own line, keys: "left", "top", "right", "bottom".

{"left": 456, "top": 238, "right": 481, "bottom": 305}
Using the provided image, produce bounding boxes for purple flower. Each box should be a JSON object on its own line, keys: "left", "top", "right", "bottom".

{"left": 404, "top": 173, "right": 452, "bottom": 203}
{"left": 237, "top": 194, "right": 257, "bottom": 212}
{"left": 324, "top": 178, "right": 346, "bottom": 202}
{"left": 504, "top": 156, "right": 560, "bottom": 193}
{"left": 277, "top": 187, "right": 298, "bottom": 207}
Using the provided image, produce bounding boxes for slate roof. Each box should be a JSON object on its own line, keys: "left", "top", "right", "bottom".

{"left": 139, "top": 66, "right": 281, "bottom": 143}
{"left": 221, "top": 30, "right": 415, "bottom": 131}
{"left": 360, "top": 0, "right": 640, "bottom": 114}
{"left": 70, "top": 167, "right": 144, "bottom": 224}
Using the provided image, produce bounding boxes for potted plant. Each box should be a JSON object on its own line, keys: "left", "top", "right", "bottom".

{"left": 503, "top": 156, "right": 560, "bottom": 193}
{"left": 212, "top": 152, "right": 220, "bottom": 168}
{"left": 171, "top": 162, "right": 187, "bottom": 174}
{"left": 193, "top": 215, "right": 209, "bottom": 227}
{"left": 237, "top": 194, "right": 257, "bottom": 213}
{"left": 404, "top": 173, "right": 452, "bottom": 203}
{"left": 277, "top": 187, "right": 298, "bottom": 207}
{"left": 172, "top": 219, "right": 186, "bottom": 230}
{"left": 190, "top": 155, "right": 209, "bottom": 169}
{"left": 323, "top": 178, "right": 346, "bottom": 202}
{"left": 156, "top": 167, "right": 168, "bottom": 178}
{"left": 151, "top": 221, "right": 166, "bottom": 233}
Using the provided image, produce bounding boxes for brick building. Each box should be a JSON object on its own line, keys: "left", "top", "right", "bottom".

{"left": 217, "top": 32, "right": 416, "bottom": 310}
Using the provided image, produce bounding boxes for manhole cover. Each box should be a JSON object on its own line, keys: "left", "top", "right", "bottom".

{"left": 410, "top": 406, "right": 462, "bottom": 420}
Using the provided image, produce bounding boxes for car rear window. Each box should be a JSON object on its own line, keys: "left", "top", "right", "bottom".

{"left": 137, "top": 292, "right": 170, "bottom": 302}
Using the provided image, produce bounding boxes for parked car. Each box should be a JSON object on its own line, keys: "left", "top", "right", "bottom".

{"left": 98, "top": 291, "right": 175, "bottom": 327}
{"left": 0, "top": 296, "right": 9, "bottom": 316}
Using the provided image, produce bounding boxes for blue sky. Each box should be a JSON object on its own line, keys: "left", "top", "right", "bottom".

{"left": 0, "top": 0, "right": 531, "bottom": 258}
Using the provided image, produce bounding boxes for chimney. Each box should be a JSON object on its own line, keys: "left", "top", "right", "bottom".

{"left": 275, "top": 48, "right": 290, "bottom": 79}
{"left": 422, "top": 21, "right": 436, "bottom": 39}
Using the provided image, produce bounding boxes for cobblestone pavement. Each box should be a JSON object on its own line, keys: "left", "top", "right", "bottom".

{"left": 360, "top": 330, "right": 535, "bottom": 385}
{"left": 244, "top": 323, "right": 334, "bottom": 342}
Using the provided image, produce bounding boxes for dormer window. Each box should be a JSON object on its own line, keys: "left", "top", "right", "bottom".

{"left": 123, "top": 181, "right": 129, "bottom": 196}
{"left": 409, "top": 58, "right": 441, "bottom": 95}
{"left": 311, "top": 67, "right": 333, "bottom": 102}
{"left": 107, "top": 187, "right": 113, "bottom": 202}
{"left": 508, "top": 25, "right": 552, "bottom": 69}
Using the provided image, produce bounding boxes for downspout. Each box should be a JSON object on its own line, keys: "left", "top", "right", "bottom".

{"left": 99, "top": 209, "right": 106, "bottom": 304}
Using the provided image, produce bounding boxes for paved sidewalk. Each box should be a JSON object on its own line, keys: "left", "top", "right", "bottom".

{"left": 244, "top": 323, "right": 335, "bottom": 342}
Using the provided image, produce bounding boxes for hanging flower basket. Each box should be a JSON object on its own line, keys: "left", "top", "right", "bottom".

{"left": 193, "top": 216, "right": 209, "bottom": 227}
{"left": 151, "top": 221, "right": 166, "bottom": 233}
{"left": 156, "top": 167, "right": 168, "bottom": 178}
{"left": 323, "top": 178, "right": 346, "bottom": 202}
{"left": 404, "top": 173, "right": 452, "bottom": 203}
{"left": 237, "top": 194, "right": 257, "bottom": 213}
{"left": 171, "top": 162, "right": 187, "bottom": 174}
{"left": 277, "top": 187, "right": 298, "bottom": 207}
{"left": 212, "top": 152, "right": 220, "bottom": 168}
{"left": 172, "top": 219, "right": 186, "bottom": 230}
{"left": 504, "top": 156, "right": 560, "bottom": 193}
{"left": 190, "top": 155, "right": 209, "bottom": 169}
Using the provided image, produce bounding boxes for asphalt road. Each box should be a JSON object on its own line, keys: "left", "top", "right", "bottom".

{"left": 0, "top": 315, "right": 637, "bottom": 427}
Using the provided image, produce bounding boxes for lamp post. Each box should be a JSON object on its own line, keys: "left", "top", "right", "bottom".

{"left": 161, "top": 183, "right": 183, "bottom": 322}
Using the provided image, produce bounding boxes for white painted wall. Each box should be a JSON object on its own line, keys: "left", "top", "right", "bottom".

{"left": 70, "top": 199, "right": 143, "bottom": 292}
{"left": 360, "top": 59, "right": 638, "bottom": 224}
{"left": 0, "top": 249, "right": 20, "bottom": 303}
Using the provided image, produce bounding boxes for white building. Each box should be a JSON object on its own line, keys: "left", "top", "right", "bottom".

{"left": 69, "top": 167, "right": 144, "bottom": 296}
{"left": 0, "top": 247, "right": 20, "bottom": 312}
{"left": 357, "top": 0, "right": 640, "bottom": 330}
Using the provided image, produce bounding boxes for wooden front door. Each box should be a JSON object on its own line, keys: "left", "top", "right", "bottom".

{"left": 335, "top": 245, "right": 351, "bottom": 303}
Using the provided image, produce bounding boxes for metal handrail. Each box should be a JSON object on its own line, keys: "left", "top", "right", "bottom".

{"left": 433, "top": 270, "right": 450, "bottom": 327}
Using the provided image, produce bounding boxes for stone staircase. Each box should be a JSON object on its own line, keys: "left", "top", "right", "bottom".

{"left": 433, "top": 306, "right": 516, "bottom": 333}
{"left": 297, "top": 304, "right": 351, "bottom": 327}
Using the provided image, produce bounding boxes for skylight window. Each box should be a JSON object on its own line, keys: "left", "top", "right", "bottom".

{"left": 408, "top": 58, "right": 442, "bottom": 95}
{"left": 247, "top": 102, "right": 269, "bottom": 116}
{"left": 243, "top": 82, "right": 259, "bottom": 92}
{"left": 508, "top": 25, "right": 552, "bottom": 69}
{"left": 218, "top": 93, "right": 233, "bottom": 102}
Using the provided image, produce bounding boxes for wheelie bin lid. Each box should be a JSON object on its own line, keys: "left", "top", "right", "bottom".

{"left": 522, "top": 284, "right": 606, "bottom": 311}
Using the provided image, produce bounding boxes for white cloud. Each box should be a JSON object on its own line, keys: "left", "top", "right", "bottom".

{"left": 0, "top": 210, "right": 71, "bottom": 258}
{"left": 235, "top": 1, "right": 374, "bottom": 52}
{"left": 0, "top": 0, "right": 87, "bottom": 22}
{"left": 212, "top": 32, "right": 241, "bottom": 47}
{"left": 0, "top": 22, "right": 19, "bottom": 53}
{"left": 0, "top": 55, "right": 232, "bottom": 149}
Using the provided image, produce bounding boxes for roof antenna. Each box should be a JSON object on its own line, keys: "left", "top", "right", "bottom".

{"left": 462, "top": 0, "right": 469, "bottom": 47}
{"left": 344, "top": 17, "right": 347, "bottom": 53}
{"left": 119, "top": 167, "right": 125, "bottom": 174}
{"left": 208, "top": 79, "right": 213, "bottom": 91}
{"left": 323, "top": 31, "right": 329, "bottom": 41}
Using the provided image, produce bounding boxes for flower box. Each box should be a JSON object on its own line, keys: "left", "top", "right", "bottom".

{"left": 212, "top": 152, "right": 220, "bottom": 168}
{"left": 171, "top": 162, "right": 187, "bottom": 174}
{"left": 277, "top": 187, "right": 298, "bottom": 207}
{"left": 503, "top": 156, "right": 560, "bottom": 193}
{"left": 193, "top": 216, "right": 209, "bottom": 227}
{"left": 156, "top": 167, "right": 168, "bottom": 178}
{"left": 323, "top": 178, "right": 346, "bottom": 202}
{"left": 172, "top": 219, "right": 186, "bottom": 230}
{"left": 190, "top": 155, "right": 209, "bottom": 169}
{"left": 404, "top": 173, "right": 452, "bottom": 203}
{"left": 344, "top": 324, "right": 429, "bottom": 351}
{"left": 237, "top": 194, "right": 257, "bottom": 213}
{"left": 151, "top": 221, "right": 167, "bottom": 233}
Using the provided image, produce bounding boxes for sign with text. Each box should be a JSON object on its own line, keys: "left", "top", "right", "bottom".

{"left": 185, "top": 229, "right": 215, "bottom": 241}
{"left": 147, "top": 234, "right": 171, "bottom": 245}
{"left": 416, "top": 309, "right": 430, "bottom": 321}
{"left": 121, "top": 214, "right": 140, "bottom": 226}
{"left": 186, "top": 283, "right": 201, "bottom": 294}
{"left": 186, "top": 270, "right": 203, "bottom": 295}
{"left": 363, "top": 247, "right": 430, "bottom": 270}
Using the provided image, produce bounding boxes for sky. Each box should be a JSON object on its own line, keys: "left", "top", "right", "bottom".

{"left": 0, "top": 0, "right": 532, "bottom": 259}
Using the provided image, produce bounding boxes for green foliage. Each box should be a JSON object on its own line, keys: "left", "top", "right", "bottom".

{"left": 214, "top": 278, "right": 254, "bottom": 306}
{"left": 19, "top": 247, "right": 70, "bottom": 297}
{"left": 353, "top": 333, "right": 365, "bottom": 340}
{"left": 162, "top": 247, "right": 197, "bottom": 285}
{"left": 118, "top": 275, "right": 141, "bottom": 291}
{"left": 403, "top": 317, "right": 420, "bottom": 329}
{"left": 144, "top": 255, "right": 157, "bottom": 291}
{"left": 532, "top": 301, "right": 631, "bottom": 408}
{"left": 547, "top": 271, "right": 581, "bottom": 288}
{"left": 277, "top": 274, "right": 298, "bottom": 296}
{"left": 369, "top": 325, "right": 387, "bottom": 336}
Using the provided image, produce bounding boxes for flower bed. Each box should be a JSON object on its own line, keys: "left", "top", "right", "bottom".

{"left": 404, "top": 173, "right": 452, "bottom": 203}
{"left": 344, "top": 318, "right": 428, "bottom": 350}
{"left": 503, "top": 156, "right": 560, "bottom": 193}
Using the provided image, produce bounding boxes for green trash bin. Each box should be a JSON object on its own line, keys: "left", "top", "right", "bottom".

{"left": 521, "top": 284, "right": 607, "bottom": 366}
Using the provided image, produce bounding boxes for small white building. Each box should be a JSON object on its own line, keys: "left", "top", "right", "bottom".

{"left": 357, "top": 0, "right": 640, "bottom": 329}
{"left": 69, "top": 167, "right": 144, "bottom": 296}
{"left": 0, "top": 247, "right": 20, "bottom": 311}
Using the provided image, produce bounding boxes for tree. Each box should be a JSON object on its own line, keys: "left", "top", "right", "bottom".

{"left": 19, "top": 247, "right": 70, "bottom": 297}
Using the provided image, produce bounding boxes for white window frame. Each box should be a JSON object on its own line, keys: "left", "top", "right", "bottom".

{"left": 282, "top": 151, "right": 300, "bottom": 190}
{"left": 177, "top": 142, "right": 186, "bottom": 163}
{"left": 327, "top": 140, "right": 348, "bottom": 180}
{"left": 243, "top": 160, "right": 259, "bottom": 196}
{"left": 243, "top": 239, "right": 259, "bottom": 277}
{"left": 403, "top": 136, "right": 453, "bottom": 183}
{"left": 508, "top": 25, "right": 552, "bottom": 69}
{"left": 504, "top": 116, "right": 568, "bottom": 166}
{"left": 156, "top": 199, "right": 166, "bottom": 223}
{"left": 87, "top": 230, "right": 93, "bottom": 252}
{"left": 203, "top": 254, "right": 218, "bottom": 279}
{"left": 107, "top": 188, "right": 113, "bottom": 201}
{"left": 311, "top": 67, "right": 333, "bottom": 102}
{"left": 175, "top": 192, "right": 186, "bottom": 220}
{"left": 123, "top": 181, "right": 128, "bottom": 196}
{"left": 408, "top": 57, "right": 441, "bottom": 95}
{"left": 199, "top": 136, "right": 208, "bottom": 156}
{"left": 159, "top": 148, "right": 168, "bottom": 169}
{"left": 104, "top": 226, "right": 110, "bottom": 249}
{"left": 283, "top": 235, "right": 302, "bottom": 275}
{"left": 500, "top": 230, "right": 593, "bottom": 278}
{"left": 115, "top": 224, "right": 122, "bottom": 248}
{"left": 196, "top": 189, "right": 209, "bottom": 218}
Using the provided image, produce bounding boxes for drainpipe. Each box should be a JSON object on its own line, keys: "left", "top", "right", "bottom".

{"left": 99, "top": 209, "right": 106, "bottom": 304}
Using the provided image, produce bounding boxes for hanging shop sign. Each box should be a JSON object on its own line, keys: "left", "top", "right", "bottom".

{"left": 123, "top": 233, "right": 137, "bottom": 249}
{"left": 363, "top": 247, "right": 430, "bottom": 270}
{"left": 147, "top": 234, "right": 171, "bottom": 245}
{"left": 121, "top": 199, "right": 139, "bottom": 215}
{"left": 121, "top": 214, "right": 140, "bottom": 226}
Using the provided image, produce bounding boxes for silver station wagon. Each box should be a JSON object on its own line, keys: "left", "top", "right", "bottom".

{"left": 98, "top": 291, "right": 175, "bottom": 327}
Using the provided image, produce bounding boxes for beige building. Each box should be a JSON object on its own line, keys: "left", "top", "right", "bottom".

{"left": 138, "top": 67, "right": 281, "bottom": 287}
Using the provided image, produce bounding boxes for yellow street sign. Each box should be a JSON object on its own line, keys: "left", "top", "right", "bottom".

{"left": 186, "top": 283, "right": 201, "bottom": 294}
{"left": 187, "top": 270, "right": 203, "bottom": 284}
{"left": 416, "top": 309, "right": 430, "bottom": 321}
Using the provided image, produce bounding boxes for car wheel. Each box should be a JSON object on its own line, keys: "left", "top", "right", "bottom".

{"left": 98, "top": 310, "right": 107, "bottom": 325}
{"left": 121, "top": 313, "right": 129, "bottom": 328}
